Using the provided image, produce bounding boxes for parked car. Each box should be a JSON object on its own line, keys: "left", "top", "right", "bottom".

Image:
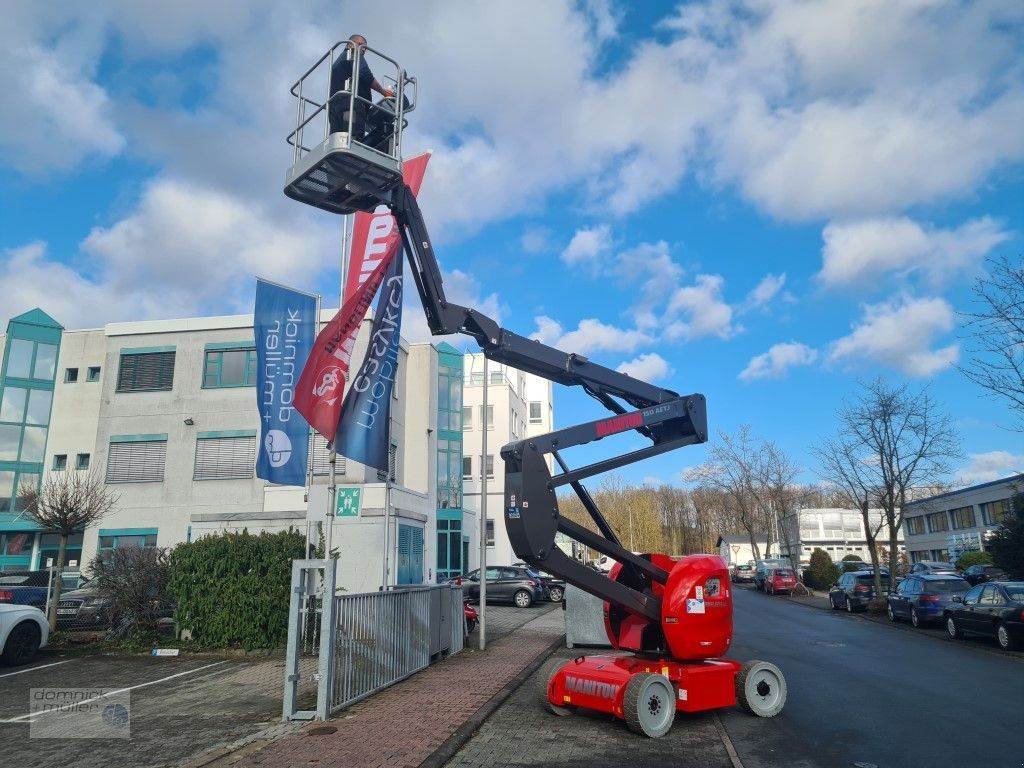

{"left": 963, "top": 564, "right": 1008, "bottom": 586}
{"left": 0, "top": 571, "right": 51, "bottom": 610}
{"left": 839, "top": 560, "right": 872, "bottom": 574}
{"left": 732, "top": 562, "right": 755, "bottom": 583}
{"left": 829, "top": 570, "right": 891, "bottom": 612}
{"left": 887, "top": 574, "right": 971, "bottom": 627}
{"left": 910, "top": 561, "right": 960, "bottom": 576}
{"left": 0, "top": 603, "right": 49, "bottom": 666}
{"left": 55, "top": 582, "right": 111, "bottom": 629}
{"left": 754, "top": 559, "right": 791, "bottom": 591}
{"left": 512, "top": 562, "right": 565, "bottom": 602}
{"left": 944, "top": 582, "right": 1024, "bottom": 651}
{"left": 764, "top": 567, "right": 798, "bottom": 595}
{"left": 454, "top": 567, "right": 545, "bottom": 608}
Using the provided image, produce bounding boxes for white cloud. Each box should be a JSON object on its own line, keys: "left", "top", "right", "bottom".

{"left": 529, "top": 316, "right": 651, "bottom": 355}
{"left": 828, "top": 295, "right": 959, "bottom": 377}
{"left": 520, "top": 226, "right": 551, "bottom": 254}
{"left": 957, "top": 451, "right": 1024, "bottom": 486}
{"left": 560, "top": 224, "right": 613, "bottom": 268}
{"left": 616, "top": 352, "right": 672, "bottom": 382}
{"left": 665, "top": 275, "right": 737, "bottom": 341}
{"left": 742, "top": 273, "right": 787, "bottom": 312}
{"left": 819, "top": 216, "right": 1010, "bottom": 287}
{"left": 739, "top": 342, "right": 817, "bottom": 382}
{"left": 401, "top": 267, "right": 504, "bottom": 344}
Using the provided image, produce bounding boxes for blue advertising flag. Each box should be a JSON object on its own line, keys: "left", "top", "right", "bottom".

{"left": 334, "top": 251, "right": 403, "bottom": 472}
{"left": 254, "top": 279, "right": 317, "bottom": 485}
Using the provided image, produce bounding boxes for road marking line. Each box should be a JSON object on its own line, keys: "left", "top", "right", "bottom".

{"left": 0, "top": 660, "right": 73, "bottom": 679}
{"left": 0, "top": 660, "right": 230, "bottom": 723}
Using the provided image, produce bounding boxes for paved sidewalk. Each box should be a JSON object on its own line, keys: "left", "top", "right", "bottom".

{"left": 216, "top": 605, "right": 564, "bottom": 768}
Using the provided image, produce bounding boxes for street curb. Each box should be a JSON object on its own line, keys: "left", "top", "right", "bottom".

{"left": 418, "top": 635, "right": 564, "bottom": 768}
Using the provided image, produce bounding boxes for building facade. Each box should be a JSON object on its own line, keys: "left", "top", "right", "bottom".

{"left": 780, "top": 508, "right": 904, "bottom": 566}
{"left": 0, "top": 308, "right": 523, "bottom": 592}
{"left": 902, "top": 475, "right": 1021, "bottom": 563}
{"left": 461, "top": 353, "right": 554, "bottom": 567}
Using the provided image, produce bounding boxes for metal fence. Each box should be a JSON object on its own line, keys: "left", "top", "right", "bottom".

{"left": 283, "top": 559, "right": 464, "bottom": 721}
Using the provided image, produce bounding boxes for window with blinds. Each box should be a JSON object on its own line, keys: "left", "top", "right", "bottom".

{"left": 194, "top": 436, "right": 256, "bottom": 480}
{"left": 117, "top": 351, "right": 176, "bottom": 392}
{"left": 310, "top": 433, "right": 346, "bottom": 476}
{"left": 376, "top": 442, "right": 397, "bottom": 483}
{"left": 106, "top": 440, "right": 167, "bottom": 483}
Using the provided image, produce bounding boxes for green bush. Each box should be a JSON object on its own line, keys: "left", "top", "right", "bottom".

{"left": 804, "top": 548, "right": 840, "bottom": 591}
{"left": 989, "top": 492, "right": 1024, "bottom": 580}
{"left": 841, "top": 554, "right": 862, "bottom": 562}
{"left": 168, "top": 529, "right": 305, "bottom": 650}
{"left": 955, "top": 550, "right": 992, "bottom": 571}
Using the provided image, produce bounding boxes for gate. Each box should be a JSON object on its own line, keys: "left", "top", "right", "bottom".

{"left": 283, "top": 559, "right": 464, "bottom": 720}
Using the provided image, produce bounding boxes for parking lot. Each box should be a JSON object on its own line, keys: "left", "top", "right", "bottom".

{"left": 0, "top": 652, "right": 291, "bottom": 768}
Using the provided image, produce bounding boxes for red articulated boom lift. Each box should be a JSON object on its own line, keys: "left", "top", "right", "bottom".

{"left": 284, "top": 42, "right": 787, "bottom": 738}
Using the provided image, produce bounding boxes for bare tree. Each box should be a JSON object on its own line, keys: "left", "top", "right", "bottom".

{"left": 754, "top": 441, "right": 802, "bottom": 570}
{"left": 959, "top": 254, "right": 1024, "bottom": 430}
{"left": 20, "top": 470, "right": 118, "bottom": 629}
{"left": 828, "top": 379, "right": 960, "bottom": 581}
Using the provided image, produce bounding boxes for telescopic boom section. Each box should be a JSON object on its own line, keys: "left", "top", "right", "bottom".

{"left": 390, "top": 183, "right": 708, "bottom": 624}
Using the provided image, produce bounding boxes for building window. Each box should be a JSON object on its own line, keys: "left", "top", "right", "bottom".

{"left": 194, "top": 434, "right": 257, "bottom": 480}
{"left": 905, "top": 516, "right": 925, "bottom": 535}
{"left": 950, "top": 506, "right": 976, "bottom": 530}
{"left": 309, "top": 433, "right": 347, "bottom": 476}
{"left": 377, "top": 442, "right": 398, "bottom": 483}
{"left": 462, "top": 406, "right": 472, "bottom": 430}
{"left": 76, "top": 453, "right": 90, "bottom": 470}
{"left": 87, "top": 366, "right": 101, "bottom": 382}
{"left": 106, "top": 437, "right": 167, "bottom": 483}
{"left": 485, "top": 454, "right": 494, "bottom": 479}
{"left": 52, "top": 454, "right": 67, "bottom": 471}
{"left": 65, "top": 367, "right": 79, "bottom": 383}
{"left": 925, "top": 511, "right": 949, "bottom": 533}
{"left": 462, "top": 455, "right": 472, "bottom": 479}
{"left": 0, "top": 387, "right": 26, "bottom": 422}
{"left": 982, "top": 499, "right": 1011, "bottom": 525}
{"left": 485, "top": 519, "right": 495, "bottom": 547}
{"left": 436, "top": 438, "right": 462, "bottom": 508}
{"left": 529, "top": 401, "right": 542, "bottom": 423}
{"left": 7, "top": 339, "right": 58, "bottom": 381}
{"left": 25, "top": 390, "right": 52, "bottom": 426}
{"left": 117, "top": 350, "right": 175, "bottom": 392}
{"left": 97, "top": 529, "right": 158, "bottom": 554}
{"left": 480, "top": 404, "right": 494, "bottom": 428}
{"left": 202, "top": 348, "right": 257, "bottom": 388}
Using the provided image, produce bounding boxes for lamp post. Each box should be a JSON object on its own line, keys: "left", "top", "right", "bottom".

{"left": 479, "top": 354, "right": 488, "bottom": 650}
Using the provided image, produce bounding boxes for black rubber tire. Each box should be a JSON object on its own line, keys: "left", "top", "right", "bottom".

{"left": 735, "top": 660, "right": 787, "bottom": 718}
{"left": 623, "top": 672, "right": 675, "bottom": 738}
{"left": 1, "top": 621, "right": 41, "bottom": 666}
{"left": 548, "top": 586, "right": 564, "bottom": 603}
{"left": 538, "top": 657, "right": 574, "bottom": 716}
{"left": 997, "top": 623, "right": 1016, "bottom": 651}
{"left": 513, "top": 590, "right": 533, "bottom": 609}
{"left": 946, "top": 616, "right": 963, "bottom": 639}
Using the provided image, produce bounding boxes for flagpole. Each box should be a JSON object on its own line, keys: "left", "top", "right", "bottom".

{"left": 326, "top": 216, "right": 351, "bottom": 577}
{"left": 479, "top": 354, "right": 488, "bottom": 650}
{"left": 305, "top": 292, "right": 323, "bottom": 557}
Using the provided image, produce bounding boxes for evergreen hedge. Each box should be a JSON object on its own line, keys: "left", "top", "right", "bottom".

{"left": 955, "top": 550, "right": 992, "bottom": 571}
{"left": 804, "top": 548, "right": 840, "bottom": 590}
{"left": 167, "top": 529, "right": 304, "bottom": 649}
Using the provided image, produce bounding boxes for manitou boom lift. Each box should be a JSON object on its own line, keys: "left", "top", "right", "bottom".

{"left": 285, "top": 43, "right": 786, "bottom": 738}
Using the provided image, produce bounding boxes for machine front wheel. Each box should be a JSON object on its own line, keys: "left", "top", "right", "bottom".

{"left": 538, "top": 658, "right": 574, "bottom": 717}
{"left": 736, "top": 660, "right": 786, "bottom": 718}
{"left": 623, "top": 672, "right": 675, "bottom": 738}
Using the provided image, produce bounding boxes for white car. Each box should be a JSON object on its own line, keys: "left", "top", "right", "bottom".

{"left": 0, "top": 603, "right": 49, "bottom": 666}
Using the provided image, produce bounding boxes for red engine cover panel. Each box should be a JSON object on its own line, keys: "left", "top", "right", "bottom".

{"left": 661, "top": 554, "right": 733, "bottom": 660}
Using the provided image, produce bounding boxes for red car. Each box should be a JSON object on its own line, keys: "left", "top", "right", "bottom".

{"left": 765, "top": 567, "right": 798, "bottom": 595}
{"left": 463, "top": 601, "right": 478, "bottom": 635}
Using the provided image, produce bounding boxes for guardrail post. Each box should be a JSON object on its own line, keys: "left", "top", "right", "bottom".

{"left": 315, "top": 558, "right": 338, "bottom": 719}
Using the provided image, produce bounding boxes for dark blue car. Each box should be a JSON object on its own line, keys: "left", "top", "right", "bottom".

{"left": 887, "top": 574, "right": 971, "bottom": 627}
{"left": 0, "top": 571, "right": 51, "bottom": 610}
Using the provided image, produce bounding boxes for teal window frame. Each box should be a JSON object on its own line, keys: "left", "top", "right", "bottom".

{"left": 202, "top": 346, "right": 258, "bottom": 389}
{"left": 52, "top": 454, "right": 67, "bottom": 471}
{"left": 97, "top": 528, "right": 158, "bottom": 553}
{"left": 76, "top": 453, "right": 90, "bottom": 470}
{"left": 87, "top": 366, "right": 101, "bottom": 382}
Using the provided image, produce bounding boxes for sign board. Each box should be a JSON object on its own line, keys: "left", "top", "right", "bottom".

{"left": 336, "top": 487, "right": 362, "bottom": 518}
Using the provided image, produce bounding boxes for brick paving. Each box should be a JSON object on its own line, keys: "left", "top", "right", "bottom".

{"left": 220, "top": 605, "right": 563, "bottom": 768}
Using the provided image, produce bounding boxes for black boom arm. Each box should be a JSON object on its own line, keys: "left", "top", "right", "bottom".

{"left": 391, "top": 184, "right": 708, "bottom": 622}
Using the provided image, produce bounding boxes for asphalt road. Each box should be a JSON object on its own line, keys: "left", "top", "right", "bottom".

{"left": 721, "top": 586, "right": 1024, "bottom": 768}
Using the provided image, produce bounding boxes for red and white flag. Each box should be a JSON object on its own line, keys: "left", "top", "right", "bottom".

{"left": 295, "top": 153, "right": 431, "bottom": 441}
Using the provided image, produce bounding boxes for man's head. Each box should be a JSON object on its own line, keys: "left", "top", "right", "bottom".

{"left": 348, "top": 34, "right": 367, "bottom": 49}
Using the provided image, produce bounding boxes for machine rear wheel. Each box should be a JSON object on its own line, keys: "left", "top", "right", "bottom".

{"left": 623, "top": 672, "right": 675, "bottom": 738}
{"left": 538, "top": 658, "right": 574, "bottom": 717}
{"left": 736, "top": 660, "right": 786, "bottom": 718}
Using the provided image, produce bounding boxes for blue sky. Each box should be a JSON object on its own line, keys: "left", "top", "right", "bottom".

{"left": 1, "top": 1, "right": 1022, "bottom": 487}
